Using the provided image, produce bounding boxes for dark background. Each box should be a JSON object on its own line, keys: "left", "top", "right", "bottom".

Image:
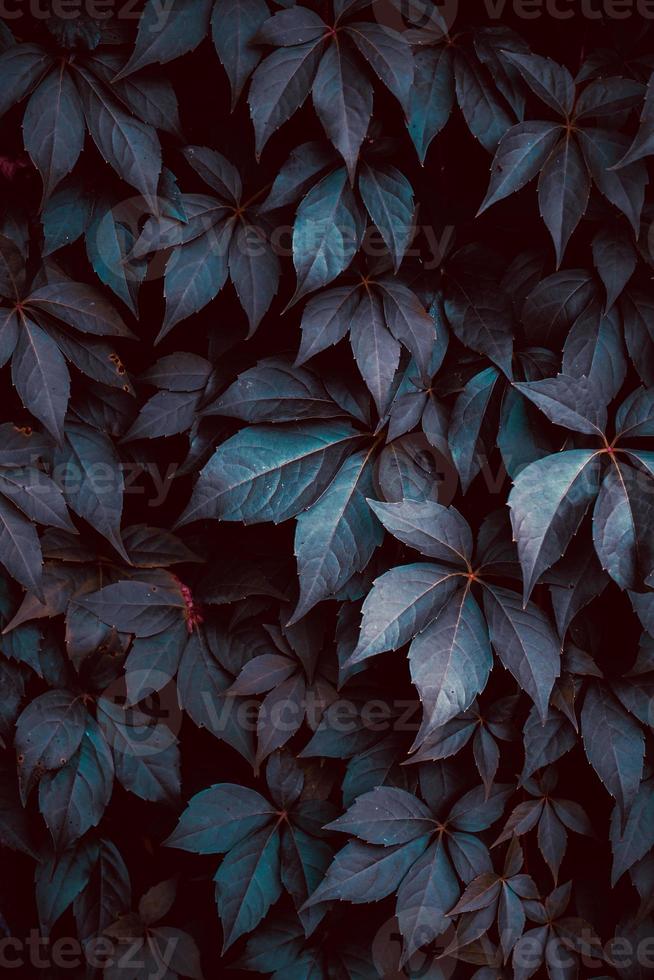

{"left": 0, "top": 1, "right": 651, "bottom": 977}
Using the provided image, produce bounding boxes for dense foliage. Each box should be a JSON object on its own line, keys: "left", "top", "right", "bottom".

{"left": 1, "top": 1, "right": 654, "bottom": 977}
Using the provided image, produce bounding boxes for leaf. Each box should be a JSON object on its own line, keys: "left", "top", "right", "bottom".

{"left": 0, "top": 493, "right": 44, "bottom": 596}
{"left": 73, "top": 839, "right": 131, "bottom": 945}
{"left": 537, "top": 134, "right": 590, "bottom": 267}
{"left": 212, "top": 0, "right": 269, "bottom": 109}
{"left": 36, "top": 838, "right": 99, "bottom": 935}
{"left": 448, "top": 366, "right": 500, "bottom": 493}
{"left": 215, "top": 825, "right": 282, "bottom": 951}
{"left": 76, "top": 66, "right": 162, "bottom": 210}
{"left": 610, "top": 779, "right": 654, "bottom": 885}
{"left": 296, "top": 285, "right": 360, "bottom": 365}
{"left": 177, "top": 421, "right": 362, "bottom": 526}
{"left": 304, "top": 835, "right": 429, "bottom": 906}
{"left": 502, "top": 50, "right": 574, "bottom": 117}
{"left": 562, "top": 302, "right": 626, "bottom": 403}
{"left": 348, "top": 563, "right": 459, "bottom": 666}
{"left": 85, "top": 203, "right": 146, "bottom": 318}
{"left": 409, "top": 587, "right": 492, "bottom": 740}
{"left": 291, "top": 448, "right": 382, "bottom": 622}
{"left": 521, "top": 268, "right": 594, "bottom": 347}
{"left": 366, "top": 499, "right": 472, "bottom": 567}
{"left": 165, "top": 783, "right": 275, "bottom": 854}
{"left": 407, "top": 46, "right": 454, "bottom": 164}
{"left": 345, "top": 22, "right": 413, "bottom": 112}
{"left": 513, "top": 374, "right": 607, "bottom": 437}
{"left": 312, "top": 39, "right": 372, "bottom": 183}
{"left": 578, "top": 127, "right": 646, "bottom": 236}
{"left": 115, "top": 0, "right": 213, "bottom": 78}
{"left": 509, "top": 450, "right": 601, "bottom": 602}
{"left": 122, "top": 390, "right": 201, "bottom": 442}
{"left": 281, "top": 823, "right": 332, "bottom": 934}
{"left": 183, "top": 145, "right": 242, "bottom": 203}
{"left": 592, "top": 458, "right": 654, "bottom": 591}
{"left": 249, "top": 39, "right": 324, "bottom": 159}
{"left": 581, "top": 682, "right": 644, "bottom": 815}
{"left": 11, "top": 316, "right": 70, "bottom": 443}
{"left": 97, "top": 696, "right": 180, "bottom": 804}
{"left": 292, "top": 167, "right": 364, "bottom": 301}
{"left": 622, "top": 290, "right": 654, "bottom": 387}
{"left": 327, "top": 787, "right": 434, "bottom": 845}
{"left": 140, "top": 351, "right": 212, "bottom": 391}
{"left": 177, "top": 632, "right": 255, "bottom": 764}
{"left": 79, "top": 578, "right": 185, "bottom": 637}
{"left": 15, "top": 688, "right": 87, "bottom": 802}
{"left": 479, "top": 121, "right": 563, "bottom": 213}
{"left": 0, "top": 237, "right": 24, "bottom": 301}
{"left": 444, "top": 270, "right": 513, "bottom": 377}
{"left": 454, "top": 48, "right": 513, "bottom": 153}
{"left": 358, "top": 162, "right": 414, "bottom": 271}
{"left": 349, "top": 287, "right": 400, "bottom": 415}
{"left": 27, "top": 280, "right": 134, "bottom": 338}
{"left": 23, "top": 64, "right": 85, "bottom": 203}
{"left": 125, "top": 620, "right": 187, "bottom": 705}
{"left": 160, "top": 224, "right": 231, "bottom": 338}
{"left": 0, "top": 43, "right": 52, "bottom": 117}
{"left": 0, "top": 760, "right": 37, "bottom": 858}
{"left": 522, "top": 706, "right": 576, "bottom": 781}
{"left": 208, "top": 357, "right": 340, "bottom": 424}
{"left": 483, "top": 585, "right": 561, "bottom": 720}
{"left": 53, "top": 422, "right": 128, "bottom": 561}
{"left": 396, "top": 838, "right": 460, "bottom": 962}
{"left": 39, "top": 717, "right": 114, "bottom": 850}
{"left": 592, "top": 224, "right": 637, "bottom": 312}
